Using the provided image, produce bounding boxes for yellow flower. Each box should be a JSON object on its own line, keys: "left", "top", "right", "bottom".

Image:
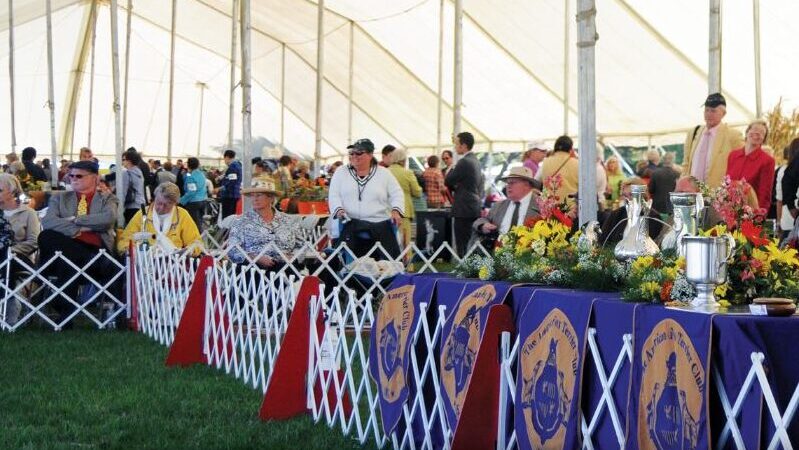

{"left": 478, "top": 266, "right": 490, "bottom": 280}
{"left": 640, "top": 281, "right": 660, "bottom": 297}
{"left": 631, "top": 256, "right": 654, "bottom": 274}
{"left": 714, "top": 283, "right": 728, "bottom": 299}
{"left": 663, "top": 266, "right": 678, "bottom": 281}
{"left": 702, "top": 224, "right": 728, "bottom": 237}
{"left": 718, "top": 299, "right": 731, "bottom": 308}
{"left": 766, "top": 243, "right": 799, "bottom": 268}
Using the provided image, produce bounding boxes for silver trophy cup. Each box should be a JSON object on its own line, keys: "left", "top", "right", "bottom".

{"left": 682, "top": 235, "right": 735, "bottom": 311}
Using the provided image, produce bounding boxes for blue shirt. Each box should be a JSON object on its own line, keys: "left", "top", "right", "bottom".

{"left": 220, "top": 160, "right": 242, "bottom": 199}
{"left": 180, "top": 170, "right": 208, "bottom": 205}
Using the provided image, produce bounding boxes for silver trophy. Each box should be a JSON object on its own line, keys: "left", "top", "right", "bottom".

{"left": 614, "top": 185, "right": 659, "bottom": 261}
{"left": 661, "top": 192, "right": 703, "bottom": 254}
{"left": 682, "top": 235, "right": 735, "bottom": 311}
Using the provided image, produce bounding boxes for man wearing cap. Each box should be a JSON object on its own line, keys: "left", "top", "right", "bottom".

{"left": 472, "top": 167, "right": 542, "bottom": 249}
{"left": 523, "top": 141, "right": 547, "bottom": 177}
{"left": 445, "top": 131, "right": 485, "bottom": 257}
{"left": 38, "top": 160, "right": 121, "bottom": 324}
{"left": 682, "top": 93, "right": 744, "bottom": 189}
{"left": 328, "top": 138, "right": 405, "bottom": 259}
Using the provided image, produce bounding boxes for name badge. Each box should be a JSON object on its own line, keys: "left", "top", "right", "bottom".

{"left": 227, "top": 173, "right": 238, "bottom": 180}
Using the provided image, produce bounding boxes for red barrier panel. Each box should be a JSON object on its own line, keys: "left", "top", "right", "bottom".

{"left": 259, "top": 276, "right": 321, "bottom": 419}
{"left": 128, "top": 242, "right": 139, "bottom": 331}
{"left": 165, "top": 255, "right": 214, "bottom": 366}
{"left": 451, "top": 304, "right": 515, "bottom": 450}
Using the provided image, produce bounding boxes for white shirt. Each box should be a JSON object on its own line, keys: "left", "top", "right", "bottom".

{"left": 328, "top": 163, "right": 405, "bottom": 223}
{"left": 499, "top": 191, "right": 533, "bottom": 234}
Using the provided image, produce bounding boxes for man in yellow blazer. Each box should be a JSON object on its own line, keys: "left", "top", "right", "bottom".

{"left": 117, "top": 182, "right": 202, "bottom": 255}
{"left": 682, "top": 93, "right": 744, "bottom": 189}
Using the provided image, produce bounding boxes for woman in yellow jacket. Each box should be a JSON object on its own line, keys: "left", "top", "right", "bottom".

{"left": 387, "top": 148, "right": 423, "bottom": 249}
{"left": 117, "top": 182, "right": 202, "bottom": 255}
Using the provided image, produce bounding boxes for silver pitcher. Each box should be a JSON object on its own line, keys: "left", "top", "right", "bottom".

{"left": 614, "top": 185, "right": 659, "bottom": 261}
{"left": 682, "top": 235, "right": 735, "bottom": 311}
{"left": 661, "top": 193, "right": 703, "bottom": 254}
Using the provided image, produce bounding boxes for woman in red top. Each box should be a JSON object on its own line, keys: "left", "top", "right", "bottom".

{"left": 726, "top": 119, "right": 775, "bottom": 210}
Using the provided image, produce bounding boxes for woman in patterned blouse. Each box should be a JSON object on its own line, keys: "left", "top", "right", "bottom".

{"left": 227, "top": 176, "right": 302, "bottom": 270}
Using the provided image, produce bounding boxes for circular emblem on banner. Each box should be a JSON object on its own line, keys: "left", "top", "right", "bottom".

{"left": 638, "top": 318, "right": 704, "bottom": 450}
{"left": 519, "top": 308, "right": 578, "bottom": 449}
{"left": 375, "top": 285, "right": 415, "bottom": 402}
{"left": 441, "top": 284, "right": 497, "bottom": 420}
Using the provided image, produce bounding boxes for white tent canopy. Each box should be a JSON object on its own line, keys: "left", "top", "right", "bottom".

{"left": 1, "top": 0, "right": 798, "bottom": 162}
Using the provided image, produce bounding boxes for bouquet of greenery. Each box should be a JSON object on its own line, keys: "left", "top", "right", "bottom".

{"left": 621, "top": 250, "right": 694, "bottom": 303}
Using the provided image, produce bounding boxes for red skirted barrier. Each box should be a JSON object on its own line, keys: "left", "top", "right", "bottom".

{"left": 165, "top": 255, "right": 214, "bottom": 366}
{"left": 451, "top": 304, "right": 515, "bottom": 450}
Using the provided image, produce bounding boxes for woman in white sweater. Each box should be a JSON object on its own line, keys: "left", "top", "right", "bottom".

{"left": 328, "top": 138, "right": 405, "bottom": 259}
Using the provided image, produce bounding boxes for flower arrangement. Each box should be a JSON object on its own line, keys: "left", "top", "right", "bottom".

{"left": 711, "top": 176, "right": 765, "bottom": 230}
{"left": 702, "top": 222, "right": 799, "bottom": 304}
{"left": 621, "top": 251, "right": 694, "bottom": 303}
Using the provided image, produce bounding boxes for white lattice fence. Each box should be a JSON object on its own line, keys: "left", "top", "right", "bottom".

{"left": 133, "top": 245, "right": 203, "bottom": 346}
{"left": 203, "top": 260, "right": 297, "bottom": 393}
{"left": 307, "top": 288, "right": 453, "bottom": 449}
{"left": 0, "top": 249, "right": 126, "bottom": 332}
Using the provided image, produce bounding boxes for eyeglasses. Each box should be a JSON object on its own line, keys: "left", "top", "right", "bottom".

{"left": 348, "top": 150, "right": 367, "bottom": 156}
{"left": 68, "top": 173, "right": 87, "bottom": 179}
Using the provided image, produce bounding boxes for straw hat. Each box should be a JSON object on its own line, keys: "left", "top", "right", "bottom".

{"left": 241, "top": 176, "right": 281, "bottom": 196}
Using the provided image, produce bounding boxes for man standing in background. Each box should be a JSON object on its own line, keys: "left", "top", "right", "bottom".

{"left": 445, "top": 132, "right": 484, "bottom": 257}
{"left": 217, "top": 149, "right": 241, "bottom": 219}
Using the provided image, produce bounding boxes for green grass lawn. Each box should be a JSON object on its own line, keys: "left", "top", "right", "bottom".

{"left": 0, "top": 329, "right": 375, "bottom": 450}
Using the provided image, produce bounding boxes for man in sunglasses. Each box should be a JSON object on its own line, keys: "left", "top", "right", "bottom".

{"left": 39, "top": 160, "right": 122, "bottom": 326}
{"left": 328, "top": 138, "right": 405, "bottom": 259}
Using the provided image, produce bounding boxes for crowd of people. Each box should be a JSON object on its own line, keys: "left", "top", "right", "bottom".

{"left": 4, "top": 92, "right": 799, "bottom": 327}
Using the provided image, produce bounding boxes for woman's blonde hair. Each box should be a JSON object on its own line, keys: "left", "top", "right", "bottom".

{"left": 746, "top": 119, "right": 769, "bottom": 144}
{"left": 153, "top": 182, "right": 180, "bottom": 204}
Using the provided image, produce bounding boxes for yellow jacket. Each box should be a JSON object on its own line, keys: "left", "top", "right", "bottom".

{"left": 117, "top": 206, "right": 202, "bottom": 255}
{"left": 682, "top": 123, "right": 744, "bottom": 189}
{"left": 388, "top": 164, "right": 423, "bottom": 219}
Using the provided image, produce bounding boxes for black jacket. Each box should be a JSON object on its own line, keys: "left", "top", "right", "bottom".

{"left": 23, "top": 160, "right": 47, "bottom": 183}
{"left": 444, "top": 152, "right": 484, "bottom": 218}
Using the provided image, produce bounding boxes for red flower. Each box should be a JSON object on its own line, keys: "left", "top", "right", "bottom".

{"left": 552, "top": 208, "right": 573, "bottom": 229}
{"left": 524, "top": 216, "right": 540, "bottom": 228}
{"left": 740, "top": 270, "right": 755, "bottom": 282}
{"left": 741, "top": 220, "right": 769, "bottom": 247}
{"left": 660, "top": 281, "right": 673, "bottom": 302}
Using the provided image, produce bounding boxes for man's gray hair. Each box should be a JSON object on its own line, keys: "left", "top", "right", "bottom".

{"left": 661, "top": 151, "right": 675, "bottom": 166}
{"left": 153, "top": 182, "right": 180, "bottom": 204}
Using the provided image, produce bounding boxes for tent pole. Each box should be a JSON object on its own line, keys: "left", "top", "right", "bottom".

{"left": 577, "top": 0, "right": 598, "bottom": 226}
{"left": 563, "top": 0, "right": 570, "bottom": 134}
{"left": 58, "top": 2, "right": 95, "bottom": 164}
{"left": 45, "top": 0, "right": 59, "bottom": 186}
{"left": 227, "top": 0, "right": 238, "bottom": 150}
{"left": 110, "top": 0, "right": 125, "bottom": 226}
{"left": 240, "top": 0, "right": 252, "bottom": 202}
{"left": 708, "top": 0, "right": 722, "bottom": 94}
{"left": 167, "top": 0, "right": 177, "bottom": 161}
{"left": 347, "top": 20, "right": 353, "bottom": 145}
{"left": 196, "top": 82, "right": 206, "bottom": 157}
{"left": 7, "top": 0, "right": 16, "bottom": 154}
{"left": 752, "top": 0, "right": 761, "bottom": 118}
{"left": 313, "top": 0, "right": 324, "bottom": 174}
{"left": 122, "top": 0, "right": 132, "bottom": 149}
{"left": 87, "top": 0, "right": 98, "bottom": 151}
{"left": 436, "top": 0, "right": 444, "bottom": 152}
{"left": 280, "top": 42, "right": 286, "bottom": 152}
{"left": 452, "top": 0, "right": 463, "bottom": 135}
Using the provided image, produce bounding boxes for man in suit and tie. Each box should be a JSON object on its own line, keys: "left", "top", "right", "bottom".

{"left": 445, "top": 132, "right": 485, "bottom": 257}
{"left": 682, "top": 93, "right": 744, "bottom": 189}
{"left": 471, "top": 167, "right": 542, "bottom": 250}
{"left": 39, "top": 160, "right": 121, "bottom": 324}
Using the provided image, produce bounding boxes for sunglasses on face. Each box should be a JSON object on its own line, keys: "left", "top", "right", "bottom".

{"left": 348, "top": 150, "right": 367, "bottom": 156}
{"left": 69, "top": 173, "right": 88, "bottom": 179}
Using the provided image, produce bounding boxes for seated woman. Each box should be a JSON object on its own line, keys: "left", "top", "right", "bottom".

{"left": 117, "top": 182, "right": 202, "bottom": 255}
{"left": 227, "top": 177, "right": 303, "bottom": 270}
{"left": 0, "top": 174, "right": 41, "bottom": 325}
